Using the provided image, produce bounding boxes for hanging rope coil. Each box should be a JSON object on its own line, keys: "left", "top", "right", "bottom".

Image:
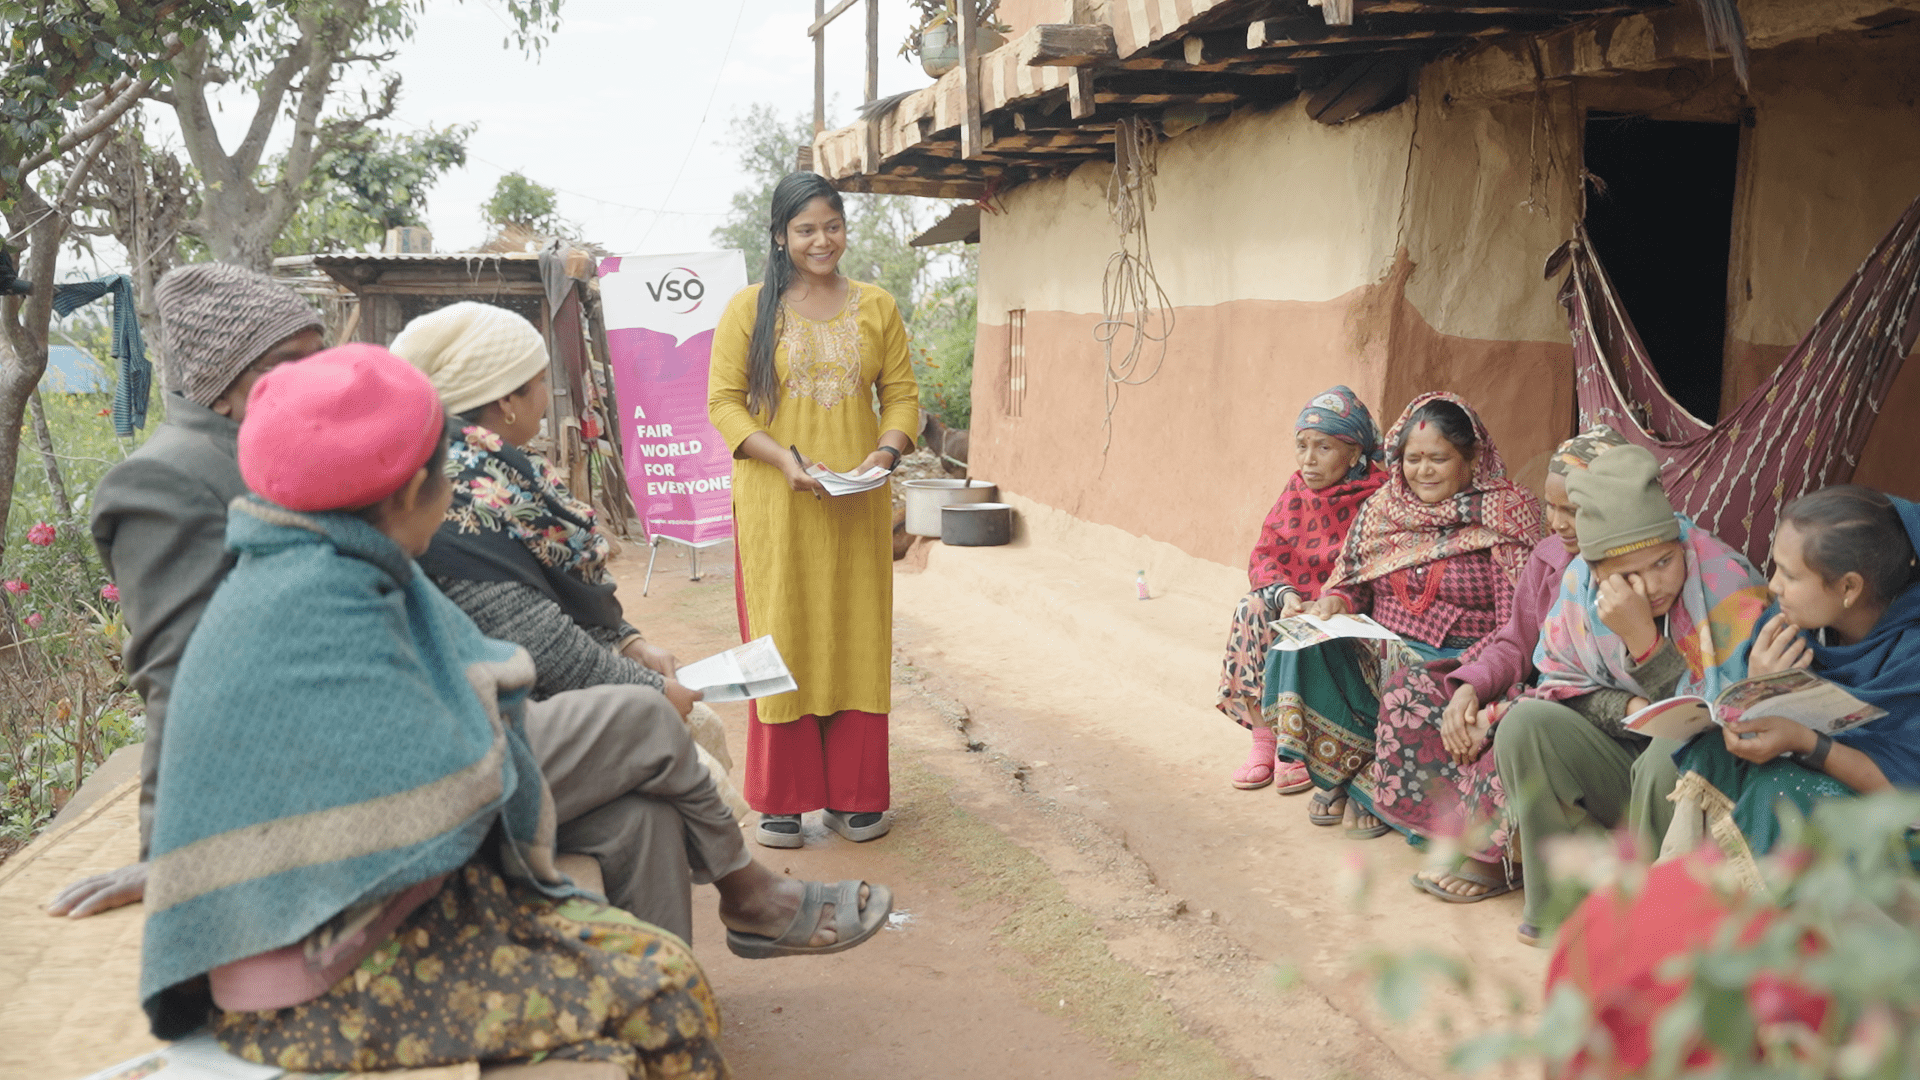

{"left": 1093, "top": 116, "right": 1174, "bottom": 452}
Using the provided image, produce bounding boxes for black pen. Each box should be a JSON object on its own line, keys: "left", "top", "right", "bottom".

{"left": 791, "top": 444, "right": 820, "bottom": 500}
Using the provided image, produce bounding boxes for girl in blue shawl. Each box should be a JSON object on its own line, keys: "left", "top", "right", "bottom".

{"left": 1671, "top": 485, "right": 1920, "bottom": 866}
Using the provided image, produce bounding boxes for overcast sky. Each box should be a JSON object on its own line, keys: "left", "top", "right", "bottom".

{"left": 100, "top": 0, "right": 937, "bottom": 270}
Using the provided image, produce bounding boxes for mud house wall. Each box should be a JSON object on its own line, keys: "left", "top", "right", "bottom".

{"left": 1721, "top": 32, "right": 1920, "bottom": 498}
{"left": 1390, "top": 85, "right": 1583, "bottom": 485}
{"left": 970, "top": 93, "right": 1579, "bottom": 568}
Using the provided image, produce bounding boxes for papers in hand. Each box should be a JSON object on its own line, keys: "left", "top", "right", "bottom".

{"left": 1624, "top": 668, "right": 1887, "bottom": 742}
{"left": 1267, "top": 613, "right": 1403, "bottom": 651}
{"left": 78, "top": 1035, "right": 284, "bottom": 1080}
{"left": 675, "top": 635, "right": 798, "bottom": 702}
{"left": 806, "top": 463, "right": 891, "bottom": 496}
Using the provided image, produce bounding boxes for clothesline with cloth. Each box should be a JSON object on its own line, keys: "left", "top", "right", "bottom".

{"left": 51, "top": 273, "right": 151, "bottom": 437}
{"left": 1545, "top": 193, "right": 1920, "bottom": 566}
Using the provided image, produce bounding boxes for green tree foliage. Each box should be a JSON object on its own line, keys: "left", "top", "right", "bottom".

{"left": 484, "top": 170, "right": 565, "bottom": 231}
{"left": 712, "top": 103, "right": 978, "bottom": 427}
{"left": 0, "top": 0, "right": 250, "bottom": 207}
{"left": 274, "top": 123, "right": 472, "bottom": 256}
{"left": 912, "top": 249, "right": 977, "bottom": 429}
{"left": 161, "top": 0, "right": 563, "bottom": 269}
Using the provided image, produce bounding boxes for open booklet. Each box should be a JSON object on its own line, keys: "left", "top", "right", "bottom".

{"left": 1624, "top": 667, "right": 1887, "bottom": 742}
{"left": 674, "top": 635, "right": 798, "bottom": 702}
{"left": 805, "top": 463, "right": 892, "bottom": 496}
{"left": 1267, "top": 613, "right": 1403, "bottom": 652}
{"left": 78, "top": 1035, "right": 283, "bottom": 1080}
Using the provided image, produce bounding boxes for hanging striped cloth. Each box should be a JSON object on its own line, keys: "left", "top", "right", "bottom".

{"left": 52, "top": 273, "right": 150, "bottom": 436}
{"left": 1545, "top": 194, "right": 1920, "bottom": 566}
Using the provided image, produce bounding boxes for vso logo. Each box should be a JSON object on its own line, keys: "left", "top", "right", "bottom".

{"left": 645, "top": 267, "right": 706, "bottom": 314}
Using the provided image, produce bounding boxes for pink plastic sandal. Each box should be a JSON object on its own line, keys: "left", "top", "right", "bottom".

{"left": 1274, "top": 761, "right": 1313, "bottom": 794}
{"left": 1231, "top": 730, "right": 1278, "bottom": 790}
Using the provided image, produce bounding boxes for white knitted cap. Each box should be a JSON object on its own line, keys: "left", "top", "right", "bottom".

{"left": 389, "top": 301, "right": 548, "bottom": 415}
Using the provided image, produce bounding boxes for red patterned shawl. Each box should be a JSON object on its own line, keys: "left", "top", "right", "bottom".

{"left": 1325, "top": 391, "right": 1544, "bottom": 595}
{"left": 1248, "top": 464, "right": 1388, "bottom": 596}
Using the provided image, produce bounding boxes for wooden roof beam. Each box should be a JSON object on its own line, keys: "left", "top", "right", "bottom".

{"left": 1246, "top": 17, "right": 1546, "bottom": 51}
{"left": 1027, "top": 23, "right": 1118, "bottom": 66}
{"left": 1435, "top": 0, "right": 1920, "bottom": 103}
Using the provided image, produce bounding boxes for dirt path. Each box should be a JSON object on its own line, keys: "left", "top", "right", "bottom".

{"left": 616, "top": 528, "right": 1531, "bottom": 1080}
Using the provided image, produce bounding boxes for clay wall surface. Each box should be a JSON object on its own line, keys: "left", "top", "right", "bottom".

{"left": 1720, "top": 32, "right": 1920, "bottom": 498}
{"left": 970, "top": 98, "right": 1575, "bottom": 567}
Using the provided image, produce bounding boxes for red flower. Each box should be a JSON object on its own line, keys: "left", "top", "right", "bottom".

{"left": 26, "top": 521, "right": 55, "bottom": 546}
{"left": 96, "top": 408, "right": 111, "bottom": 417}
{"left": 101, "top": 583, "right": 120, "bottom": 603}
{"left": 24, "top": 612, "right": 42, "bottom": 629}
{"left": 2, "top": 579, "right": 27, "bottom": 595}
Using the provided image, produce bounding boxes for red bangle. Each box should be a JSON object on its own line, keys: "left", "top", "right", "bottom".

{"left": 1631, "top": 639, "right": 1662, "bottom": 665}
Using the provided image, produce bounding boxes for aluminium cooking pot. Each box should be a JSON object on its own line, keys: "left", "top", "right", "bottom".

{"left": 902, "top": 478, "right": 998, "bottom": 536}
{"left": 940, "top": 502, "right": 1013, "bottom": 547}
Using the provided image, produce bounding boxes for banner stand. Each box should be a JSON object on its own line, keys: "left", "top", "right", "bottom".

{"left": 642, "top": 534, "right": 733, "bottom": 597}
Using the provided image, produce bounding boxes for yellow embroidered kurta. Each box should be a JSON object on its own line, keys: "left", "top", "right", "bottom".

{"left": 708, "top": 280, "right": 921, "bottom": 724}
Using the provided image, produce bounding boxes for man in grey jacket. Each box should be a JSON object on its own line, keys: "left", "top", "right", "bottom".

{"left": 49, "top": 264, "right": 879, "bottom": 953}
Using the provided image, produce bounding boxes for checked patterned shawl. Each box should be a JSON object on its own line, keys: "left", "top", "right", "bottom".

{"left": 1325, "top": 392, "right": 1543, "bottom": 596}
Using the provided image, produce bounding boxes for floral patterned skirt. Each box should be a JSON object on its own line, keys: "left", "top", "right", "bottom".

{"left": 1216, "top": 583, "right": 1291, "bottom": 730}
{"left": 1363, "top": 660, "right": 1518, "bottom": 863}
{"left": 1266, "top": 637, "right": 1453, "bottom": 792}
{"left": 211, "top": 863, "right": 728, "bottom": 1079}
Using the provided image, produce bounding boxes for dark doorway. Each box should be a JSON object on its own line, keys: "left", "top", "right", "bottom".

{"left": 1583, "top": 113, "right": 1740, "bottom": 422}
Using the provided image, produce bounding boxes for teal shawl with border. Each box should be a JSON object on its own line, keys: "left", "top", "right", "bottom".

{"left": 141, "top": 499, "right": 575, "bottom": 1037}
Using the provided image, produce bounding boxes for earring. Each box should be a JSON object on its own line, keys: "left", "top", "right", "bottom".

{"left": 504, "top": 409, "right": 517, "bottom": 427}
{"left": 1845, "top": 596, "right": 1854, "bottom": 608}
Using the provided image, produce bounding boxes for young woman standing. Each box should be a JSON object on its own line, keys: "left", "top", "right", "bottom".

{"left": 709, "top": 172, "right": 921, "bottom": 849}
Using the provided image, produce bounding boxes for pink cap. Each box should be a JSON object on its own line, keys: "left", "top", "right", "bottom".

{"left": 239, "top": 343, "right": 445, "bottom": 512}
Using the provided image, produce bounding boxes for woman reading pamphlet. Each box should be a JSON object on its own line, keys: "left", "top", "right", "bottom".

{"left": 1668, "top": 486, "right": 1920, "bottom": 868}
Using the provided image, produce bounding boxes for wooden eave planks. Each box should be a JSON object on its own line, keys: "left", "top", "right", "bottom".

{"left": 811, "top": 0, "right": 1678, "bottom": 192}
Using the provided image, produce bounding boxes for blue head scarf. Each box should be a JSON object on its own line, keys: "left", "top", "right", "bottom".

{"left": 1811, "top": 494, "right": 1920, "bottom": 786}
{"left": 1294, "top": 385, "right": 1383, "bottom": 481}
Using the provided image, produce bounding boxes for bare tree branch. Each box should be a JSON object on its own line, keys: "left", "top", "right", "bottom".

{"left": 17, "top": 72, "right": 151, "bottom": 178}
{"left": 232, "top": 49, "right": 313, "bottom": 178}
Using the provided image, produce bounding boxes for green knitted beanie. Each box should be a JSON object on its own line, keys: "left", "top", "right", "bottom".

{"left": 1566, "top": 443, "right": 1681, "bottom": 561}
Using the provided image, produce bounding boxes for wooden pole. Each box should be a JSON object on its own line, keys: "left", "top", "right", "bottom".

{"left": 959, "top": 0, "right": 982, "bottom": 159}
{"left": 813, "top": 0, "right": 827, "bottom": 135}
{"left": 26, "top": 390, "right": 71, "bottom": 519}
{"left": 863, "top": 0, "right": 880, "bottom": 173}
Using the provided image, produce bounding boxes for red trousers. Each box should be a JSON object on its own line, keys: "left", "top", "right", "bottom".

{"left": 733, "top": 545, "right": 891, "bottom": 815}
{"left": 744, "top": 710, "right": 891, "bottom": 814}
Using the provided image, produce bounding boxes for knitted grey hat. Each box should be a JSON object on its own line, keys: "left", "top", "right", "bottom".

{"left": 1566, "top": 443, "right": 1682, "bottom": 561}
{"left": 156, "top": 263, "right": 323, "bottom": 407}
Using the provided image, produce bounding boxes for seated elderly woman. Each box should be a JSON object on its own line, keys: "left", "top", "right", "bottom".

{"left": 1667, "top": 485, "right": 1920, "bottom": 868}
{"left": 1493, "top": 443, "right": 1769, "bottom": 946}
{"left": 1272, "top": 393, "right": 1542, "bottom": 838}
{"left": 139, "top": 344, "right": 824, "bottom": 1076}
{"left": 1369, "top": 427, "right": 1629, "bottom": 903}
{"left": 1218, "top": 385, "right": 1386, "bottom": 791}
{"left": 391, "top": 302, "right": 696, "bottom": 712}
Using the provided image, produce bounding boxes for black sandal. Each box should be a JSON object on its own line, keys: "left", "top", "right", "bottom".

{"left": 1307, "top": 787, "right": 1347, "bottom": 826}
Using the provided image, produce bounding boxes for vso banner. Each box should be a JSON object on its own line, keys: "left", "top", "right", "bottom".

{"left": 600, "top": 250, "right": 748, "bottom": 546}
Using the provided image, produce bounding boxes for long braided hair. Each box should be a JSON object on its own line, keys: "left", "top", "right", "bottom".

{"left": 746, "top": 172, "right": 845, "bottom": 422}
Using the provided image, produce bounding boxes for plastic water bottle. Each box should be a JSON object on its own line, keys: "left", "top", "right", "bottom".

{"left": 1136, "top": 570, "right": 1150, "bottom": 601}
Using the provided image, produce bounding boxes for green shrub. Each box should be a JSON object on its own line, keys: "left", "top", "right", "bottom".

{"left": 1, "top": 386, "right": 148, "bottom": 851}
